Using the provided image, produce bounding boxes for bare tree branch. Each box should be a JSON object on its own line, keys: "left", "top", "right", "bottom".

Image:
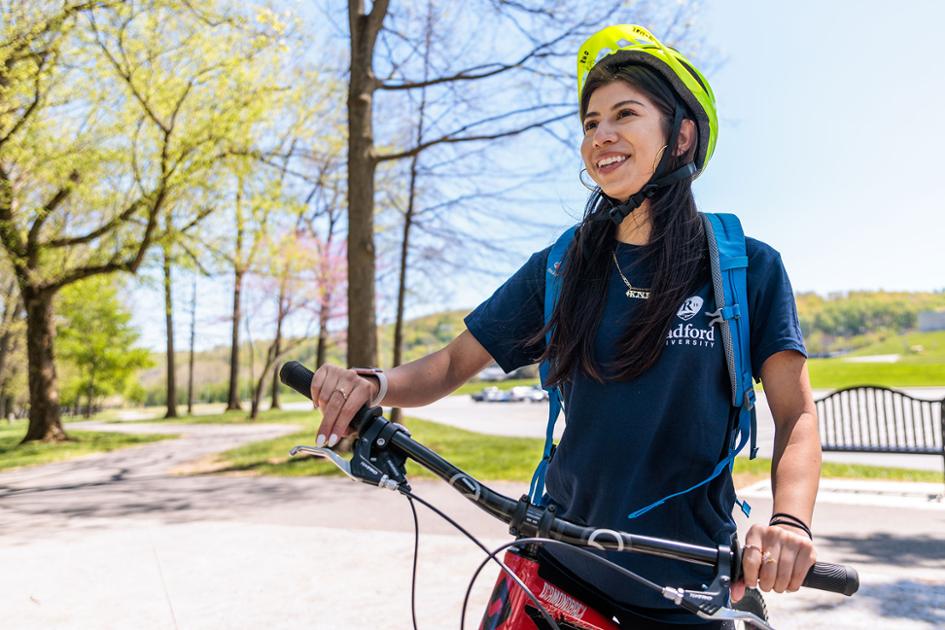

{"left": 377, "top": 27, "right": 572, "bottom": 91}
{"left": 376, "top": 108, "right": 573, "bottom": 163}
{"left": 45, "top": 197, "right": 143, "bottom": 249}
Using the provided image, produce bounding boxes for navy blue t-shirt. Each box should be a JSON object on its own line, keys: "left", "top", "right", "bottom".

{"left": 464, "top": 234, "right": 806, "bottom": 622}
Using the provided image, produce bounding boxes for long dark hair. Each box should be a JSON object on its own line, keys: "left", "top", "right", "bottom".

{"left": 531, "top": 62, "right": 708, "bottom": 386}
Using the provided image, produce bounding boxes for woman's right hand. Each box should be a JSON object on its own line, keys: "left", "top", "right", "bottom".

{"left": 309, "top": 364, "right": 380, "bottom": 448}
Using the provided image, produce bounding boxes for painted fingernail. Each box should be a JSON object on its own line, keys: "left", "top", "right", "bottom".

{"left": 328, "top": 433, "right": 339, "bottom": 448}
{"left": 316, "top": 434, "right": 326, "bottom": 447}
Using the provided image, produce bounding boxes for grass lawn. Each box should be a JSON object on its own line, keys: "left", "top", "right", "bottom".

{"left": 452, "top": 362, "right": 945, "bottom": 396}
{"left": 194, "top": 411, "right": 941, "bottom": 487}
{"left": 0, "top": 419, "right": 178, "bottom": 472}
{"left": 200, "top": 415, "right": 546, "bottom": 481}
{"left": 806, "top": 359, "right": 945, "bottom": 390}
{"left": 846, "top": 330, "right": 945, "bottom": 362}
{"left": 452, "top": 379, "right": 540, "bottom": 396}
{"left": 99, "top": 406, "right": 318, "bottom": 425}
{"left": 146, "top": 408, "right": 316, "bottom": 425}
{"left": 731, "top": 455, "right": 943, "bottom": 485}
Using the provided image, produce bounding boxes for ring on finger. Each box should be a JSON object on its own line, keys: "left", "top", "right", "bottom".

{"left": 333, "top": 387, "right": 349, "bottom": 401}
{"left": 762, "top": 550, "right": 777, "bottom": 565}
{"left": 743, "top": 544, "right": 762, "bottom": 556}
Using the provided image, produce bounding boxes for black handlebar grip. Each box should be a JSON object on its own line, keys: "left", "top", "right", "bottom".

{"left": 280, "top": 361, "right": 315, "bottom": 400}
{"left": 278, "top": 361, "right": 377, "bottom": 434}
{"left": 802, "top": 562, "right": 859, "bottom": 596}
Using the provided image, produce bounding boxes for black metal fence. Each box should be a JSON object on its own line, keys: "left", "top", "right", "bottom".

{"left": 814, "top": 385, "right": 944, "bottom": 489}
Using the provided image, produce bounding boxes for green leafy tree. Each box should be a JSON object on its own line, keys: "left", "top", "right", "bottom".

{"left": 57, "top": 276, "right": 152, "bottom": 418}
{"left": 0, "top": 1, "right": 289, "bottom": 441}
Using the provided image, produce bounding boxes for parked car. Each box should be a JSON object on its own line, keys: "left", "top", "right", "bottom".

{"left": 471, "top": 385, "right": 547, "bottom": 403}
{"left": 476, "top": 366, "right": 508, "bottom": 382}
{"left": 508, "top": 385, "right": 548, "bottom": 403}
{"left": 470, "top": 386, "right": 513, "bottom": 402}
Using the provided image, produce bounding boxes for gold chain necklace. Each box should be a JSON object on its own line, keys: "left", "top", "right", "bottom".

{"left": 611, "top": 251, "right": 651, "bottom": 300}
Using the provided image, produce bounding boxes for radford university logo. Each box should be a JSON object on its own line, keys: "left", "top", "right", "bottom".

{"left": 667, "top": 296, "right": 715, "bottom": 348}
{"left": 677, "top": 295, "right": 703, "bottom": 321}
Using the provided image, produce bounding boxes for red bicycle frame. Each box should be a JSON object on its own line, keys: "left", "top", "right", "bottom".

{"left": 480, "top": 548, "right": 618, "bottom": 630}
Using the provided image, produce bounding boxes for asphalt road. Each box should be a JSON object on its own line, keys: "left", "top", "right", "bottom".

{"left": 1, "top": 420, "right": 943, "bottom": 629}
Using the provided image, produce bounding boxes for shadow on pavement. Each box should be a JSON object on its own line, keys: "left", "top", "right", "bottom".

{"left": 866, "top": 579, "right": 945, "bottom": 625}
{"left": 819, "top": 532, "right": 945, "bottom": 572}
{"left": 0, "top": 474, "right": 358, "bottom": 544}
{"left": 786, "top": 578, "right": 945, "bottom": 626}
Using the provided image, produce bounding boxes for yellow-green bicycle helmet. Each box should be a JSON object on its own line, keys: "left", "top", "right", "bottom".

{"left": 577, "top": 24, "right": 718, "bottom": 174}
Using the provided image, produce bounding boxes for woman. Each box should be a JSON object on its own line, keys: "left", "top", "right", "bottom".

{"left": 310, "top": 24, "right": 820, "bottom": 627}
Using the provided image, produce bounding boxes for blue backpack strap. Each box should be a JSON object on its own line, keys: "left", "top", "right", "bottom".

{"left": 528, "top": 224, "right": 578, "bottom": 505}
{"left": 627, "top": 212, "right": 755, "bottom": 519}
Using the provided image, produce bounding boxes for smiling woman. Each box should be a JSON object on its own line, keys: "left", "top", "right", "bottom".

{"left": 301, "top": 23, "right": 822, "bottom": 628}
{"left": 581, "top": 83, "right": 697, "bottom": 205}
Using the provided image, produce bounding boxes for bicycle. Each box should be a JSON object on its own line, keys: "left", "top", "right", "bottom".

{"left": 280, "top": 361, "right": 858, "bottom": 630}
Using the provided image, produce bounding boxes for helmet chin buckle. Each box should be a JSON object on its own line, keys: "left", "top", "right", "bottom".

{"left": 606, "top": 184, "right": 659, "bottom": 225}
{"left": 608, "top": 194, "right": 643, "bottom": 225}
{"left": 600, "top": 162, "right": 695, "bottom": 226}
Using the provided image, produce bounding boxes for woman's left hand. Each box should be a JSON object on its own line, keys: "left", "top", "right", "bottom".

{"left": 731, "top": 523, "right": 816, "bottom": 602}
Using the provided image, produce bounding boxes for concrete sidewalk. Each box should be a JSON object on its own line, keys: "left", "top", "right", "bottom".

{"left": 1, "top": 421, "right": 943, "bottom": 629}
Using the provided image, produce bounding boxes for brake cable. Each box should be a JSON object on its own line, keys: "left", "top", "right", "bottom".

{"left": 405, "top": 495, "right": 421, "bottom": 630}
{"left": 400, "top": 488, "right": 561, "bottom": 630}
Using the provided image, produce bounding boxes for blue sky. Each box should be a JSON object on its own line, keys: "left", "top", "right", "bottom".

{"left": 503, "top": 0, "right": 945, "bottom": 294}
{"left": 131, "top": 1, "right": 945, "bottom": 351}
{"left": 694, "top": 0, "right": 944, "bottom": 294}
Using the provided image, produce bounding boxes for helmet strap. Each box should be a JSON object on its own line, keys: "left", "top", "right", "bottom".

{"left": 599, "top": 161, "right": 697, "bottom": 225}
{"left": 591, "top": 101, "right": 696, "bottom": 226}
{"left": 654, "top": 103, "right": 686, "bottom": 178}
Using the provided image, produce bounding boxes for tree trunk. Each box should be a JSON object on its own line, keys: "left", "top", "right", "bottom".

{"left": 269, "top": 278, "right": 286, "bottom": 410}
{"left": 346, "top": 3, "right": 387, "bottom": 369}
{"left": 0, "top": 279, "right": 19, "bottom": 389}
{"left": 250, "top": 380, "right": 262, "bottom": 419}
{"left": 390, "top": 11, "right": 431, "bottom": 425}
{"left": 390, "top": 161, "right": 418, "bottom": 426}
{"left": 84, "top": 373, "right": 95, "bottom": 419}
{"left": 270, "top": 361, "right": 281, "bottom": 409}
{"left": 316, "top": 297, "right": 330, "bottom": 369}
{"left": 187, "top": 274, "right": 196, "bottom": 415}
{"left": 21, "top": 291, "right": 66, "bottom": 442}
{"left": 163, "top": 247, "right": 177, "bottom": 418}
{"left": 0, "top": 325, "right": 13, "bottom": 404}
{"left": 226, "top": 268, "right": 243, "bottom": 410}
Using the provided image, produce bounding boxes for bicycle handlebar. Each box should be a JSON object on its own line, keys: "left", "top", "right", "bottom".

{"left": 280, "top": 361, "right": 859, "bottom": 598}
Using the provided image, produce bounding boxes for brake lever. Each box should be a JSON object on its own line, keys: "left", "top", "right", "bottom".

{"left": 289, "top": 411, "right": 410, "bottom": 492}
{"left": 703, "top": 606, "right": 774, "bottom": 630}
{"left": 661, "top": 584, "right": 774, "bottom": 630}
{"left": 661, "top": 543, "right": 775, "bottom": 629}
{"left": 289, "top": 445, "right": 358, "bottom": 481}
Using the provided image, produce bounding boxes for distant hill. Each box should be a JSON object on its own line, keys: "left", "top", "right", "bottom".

{"left": 377, "top": 309, "right": 468, "bottom": 365}
{"left": 138, "top": 290, "right": 945, "bottom": 403}
{"left": 138, "top": 308, "right": 473, "bottom": 404}
{"left": 796, "top": 290, "right": 945, "bottom": 356}
{"left": 844, "top": 330, "right": 945, "bottom": 363}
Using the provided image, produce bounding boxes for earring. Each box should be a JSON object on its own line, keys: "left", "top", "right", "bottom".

{"left": 579, "top": 168, "right": 597, "bottom": 192}
{"left": 652, "top": 144, "right": 668, "bottom": 173}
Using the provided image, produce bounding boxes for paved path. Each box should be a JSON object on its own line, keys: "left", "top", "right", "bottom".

{"left": 404, "top": 388, "right": 945, "bottom": 472}
{"left": 1, "top": 421, "right": 943, "bottom": 629}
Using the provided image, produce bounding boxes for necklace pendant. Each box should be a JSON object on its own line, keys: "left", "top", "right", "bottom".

{"left": 626, "top": 288, "right": 650, "bottom": 300}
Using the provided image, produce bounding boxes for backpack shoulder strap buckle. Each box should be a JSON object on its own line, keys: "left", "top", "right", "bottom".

{"left": 705, "top": 304, "right": 741, "bottom": 327}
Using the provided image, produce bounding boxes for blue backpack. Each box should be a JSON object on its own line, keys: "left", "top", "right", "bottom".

{"left": 528, "top": 212, "right": 758, "bottom": 519}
